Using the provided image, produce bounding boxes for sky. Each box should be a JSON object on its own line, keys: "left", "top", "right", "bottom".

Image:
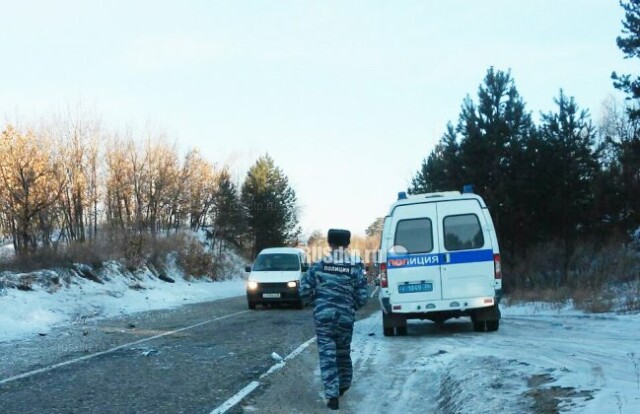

{"left": 0, "top": 0, "right": 636, "bottom": 237}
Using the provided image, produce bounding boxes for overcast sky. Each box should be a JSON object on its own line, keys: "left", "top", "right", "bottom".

{"left": 0, "top": 0, "right": 634, "bottom": 237}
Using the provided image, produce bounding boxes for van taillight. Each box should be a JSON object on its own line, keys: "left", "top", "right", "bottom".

{"left": 494, "top": 254, "right": 502, "bottom": 279}
{"left": 380, "top": 262, "right": 388, "bottom": 288}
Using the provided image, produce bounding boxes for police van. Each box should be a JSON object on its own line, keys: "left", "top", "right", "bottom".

{"left": 378, "top": 189, "right": 502, "bottom": 335}
{"left": 245, "top": 247, "right": 309, "bottom": 309}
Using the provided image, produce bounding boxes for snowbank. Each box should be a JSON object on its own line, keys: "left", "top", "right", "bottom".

{"left": 0, "top": 259, "right": 246, "bottom": 342}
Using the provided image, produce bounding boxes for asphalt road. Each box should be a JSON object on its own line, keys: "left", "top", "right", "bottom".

{"left": 0, "top": 293, "right": 379, "bottom": 414}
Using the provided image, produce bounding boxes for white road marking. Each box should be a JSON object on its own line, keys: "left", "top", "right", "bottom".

{"left": 210, "top": 336, "right": 317, "bottom": 414}
{"left": 209, "top": 381, "right": 260, "bottom": 414}
{"left": 0, "top": 310, "right": 249, "bottom": 386}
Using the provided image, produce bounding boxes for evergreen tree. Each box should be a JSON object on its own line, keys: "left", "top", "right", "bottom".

{"left": 212, "top": 168, "right": 245, "bottom": 251}
{"left": 611, "top": 1, "right": 640, "bottom": 233}
{"left": 306, "top": 230, "right": 327, "bottom": 259}
{"left": 410, "top": 123, "right": 461, "bottom": 194}
{"left": 592, "top": 99, "right": 637, "bottom": 235}
{"left": 365, "top": 217, "right": 385, "bottom": 263}
{"left": 365, "top": 217, "right": 385, "bottom": 238}
{"left": 612, "top": 0, "right": 640, "bottom": 119}
{"left": 241, "top": 154, "right": 300, "bottom": 257}
{"left": 307, "top": 230, "right": 326, "bottom": 246}
{"left": 456, "top": 68, "right": 535, "bottom": 260}
{"left": 410, "top": 68, "right": 536, "bottom": 262}
{"left": 539, "top": 90, "right": 599, "bottom": 281}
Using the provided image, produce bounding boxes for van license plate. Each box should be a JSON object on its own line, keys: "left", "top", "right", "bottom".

{"left": 263, "top": 293, "right": 281, "bottom": 298}
{"left": 398, "top": 282, "right": 433, "bottom": 294}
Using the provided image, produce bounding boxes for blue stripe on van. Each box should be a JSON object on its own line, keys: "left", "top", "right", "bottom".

{"left": 387, "top": 249, "right": 494, "bottom": 269}
{"left": 446, "top": 249, "right": 494, "bottom": 264}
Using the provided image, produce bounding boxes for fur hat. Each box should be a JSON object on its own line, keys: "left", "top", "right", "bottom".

{"left": 327, "top": 229, "right": 351, "bottom": 247}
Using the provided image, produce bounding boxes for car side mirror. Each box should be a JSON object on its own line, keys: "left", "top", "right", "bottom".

{"left": 245, "top": 265, "right": 252, "bottom": 273}
{"left": 301, "top": 264, "right": 309, "bottom": 272}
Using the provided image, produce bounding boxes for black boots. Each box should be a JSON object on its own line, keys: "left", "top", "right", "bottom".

{"left": 326, "top": 386, "right": 349, "bottom": 409}
{"left": 327, "top": 397, "right": 339, "bottom": 410}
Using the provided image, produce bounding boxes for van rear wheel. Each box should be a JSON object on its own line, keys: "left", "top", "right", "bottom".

{"left": 382, "top": 311, "right": 396, "bottom": 336}
{"left": 472, "top": 320, "right": 486, "bottom": 332}
{"left": 383, "top": 311, "right": 407, "bottom": 336}
{"left": 486, "top": 320, "right": 499, "bottom": 331}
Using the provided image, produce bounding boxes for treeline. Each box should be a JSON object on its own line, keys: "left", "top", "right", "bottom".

{"left": 409, "top": 67, "right": 640, "bottom": 292}
{"left": 410, "top": 1, "right": 640, "bottom": 306}
{"left": 0, "top": 117, "right": 299, "bottom": 273}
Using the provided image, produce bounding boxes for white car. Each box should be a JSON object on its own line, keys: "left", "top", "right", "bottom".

{"left": 245, "top": 247, "right": 309, "bottom": 309}
{"left": 378, "top": 190, "right": 502, "bottom": 335}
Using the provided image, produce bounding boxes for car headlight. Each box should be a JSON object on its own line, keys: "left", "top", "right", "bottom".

{"left": 247, "top": 281, "right": 259, "bottom": 290}
{"left": 287, "top": 281, "right": 297, "bottom": 288}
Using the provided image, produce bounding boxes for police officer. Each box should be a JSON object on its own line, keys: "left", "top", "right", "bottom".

{"left": 299, "top": 229, "right": 369, "bottom": 410}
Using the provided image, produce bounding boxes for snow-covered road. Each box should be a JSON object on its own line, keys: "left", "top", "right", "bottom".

{"left": 342, "top": 307, "right": 640, "bottom": 413}
{"left": 2, "top": 270, "right": 639, "bottom": 413}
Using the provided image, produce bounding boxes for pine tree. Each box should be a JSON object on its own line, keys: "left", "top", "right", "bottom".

{"left": 611, "top": 1, "right": 640, "bottom": 234}
{"left": 410, "top": 123, "right": 461, "bottom": 194}
{"left": 457, "top": 68, "right": 534, "bottom": 260}
{"left": 612, "top": 0, "right": 640, "bottom": 119}
{"left": 213, "top": 168, "right": 245, "bottom": 250}
{"left": 241, "top": 154, "right": 300, "bottom": 257}
{"left": 409, "top": 68, "right": 536, "bottom": 263}
{"left": 591, "top": 99, "right": 634, "bottom": 235}
{"left": 539, "top": 90, "right": 599, "bottom": 281}
{"left": 365, "top": 217, "right": 385, "bottom": 238}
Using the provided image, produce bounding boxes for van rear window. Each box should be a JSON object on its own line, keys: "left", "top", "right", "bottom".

{"left": 443, "top": 214, "right": 484, "bottom": 251}
{"left": 394, "top": 218, "right": 433, "bottom": 254}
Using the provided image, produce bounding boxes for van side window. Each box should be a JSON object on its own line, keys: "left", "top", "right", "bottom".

{"left": 443, "top": 214, "right": 484, "bottom": 251}
{"left": 394, "top": 218, "right": 433, "bottom": 254}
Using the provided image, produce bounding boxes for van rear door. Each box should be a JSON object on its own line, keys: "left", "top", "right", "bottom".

{"left": 437, "top": 200, "right": 495, "bottom": 300}
{"left": 387, "top": 203, "right": 442, "bottom": 303}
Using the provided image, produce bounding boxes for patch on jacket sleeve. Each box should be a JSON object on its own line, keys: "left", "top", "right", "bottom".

{"left": 321, "top": 263, "right": 352, "bottom": 275}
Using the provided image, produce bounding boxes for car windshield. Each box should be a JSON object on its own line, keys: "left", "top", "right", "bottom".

{"left": 252, "top": 253, "right": 300, "bottom": 271}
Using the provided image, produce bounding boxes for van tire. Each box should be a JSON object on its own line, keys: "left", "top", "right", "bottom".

{"left": 383, "top": 312, "right": 407, "bottom": 336}
{"left": 382, "top": 311, "right": 395, "bottom": 336}
{"left": 248, "top": 301, "right": 257, "bottom": 310}
{"left": 486, "top": 320, "right": 499, "bottom": 332}
{"left": 295, "top": 300, "right": 304, "bottom": 310}
{"left": 472, "top": 320, "right": 486, "bottom": 332}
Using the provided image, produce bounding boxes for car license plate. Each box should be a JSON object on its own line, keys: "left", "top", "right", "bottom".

{"left": 263, "top": 293, "right": 281, "bottom": 298}
{"left": 398, "top": 282, "right": 433, "bottom": 294}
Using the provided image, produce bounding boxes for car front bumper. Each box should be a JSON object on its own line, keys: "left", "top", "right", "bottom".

{"left": 246, "top": 282, "right": 301, "bottom": 303}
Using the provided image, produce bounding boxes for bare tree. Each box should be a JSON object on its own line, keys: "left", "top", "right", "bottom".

{"left": 182, "top": 149, "right": 216, "bottom": 231}
{"left": 143, "top": 135, "right": 180, "bottom": 235}
{"left": 52, "top": 108, "right": 102, "bottom": 243}
{"left": 0, "top": 125, "right": 65, "bottom": 254}
{"left": 105, "top": 133, "right": 134, "bottom": 229}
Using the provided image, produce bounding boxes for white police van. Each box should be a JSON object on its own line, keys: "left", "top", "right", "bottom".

{"left": 378, "top": 189, "right": 502, "bottom": 335}
{"left": 245, "top": 247, "right": 309, "bottom": 309}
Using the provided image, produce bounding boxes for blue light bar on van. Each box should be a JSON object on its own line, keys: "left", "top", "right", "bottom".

{"left": 462, "top": 184, "right": 474, "bottom": 194}
{"left": 398, "top": 192, "right": 407, "bottom": 200}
